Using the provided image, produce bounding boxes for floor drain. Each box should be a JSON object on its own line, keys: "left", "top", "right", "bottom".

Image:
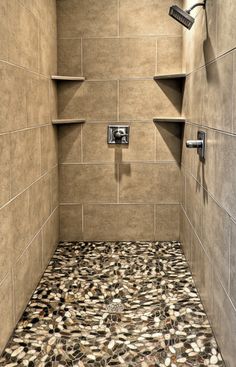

{"left": 106, "top": 302, "right": 124, "bottom": 313}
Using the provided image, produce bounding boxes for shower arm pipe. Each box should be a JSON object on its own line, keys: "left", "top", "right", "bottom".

{"left": 186, "top": 1, "right": 206, "bottom": 14}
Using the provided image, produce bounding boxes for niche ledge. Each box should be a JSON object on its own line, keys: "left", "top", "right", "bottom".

{"left": 153, "top": 117, "right": 186, "bottom": 123}
{"left": 51, "top": 75, "right": 85, "bottom": 81}
{"left": 52, "top": 118, "right": 86, "bottom": 125}
{"left": 153, "top": 73, "right": 186, "bottom": 81}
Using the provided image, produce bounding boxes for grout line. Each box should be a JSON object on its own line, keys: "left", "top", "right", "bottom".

{"left": 59, "top": 202, "right": 180, "bottom": 206}
{"left": 81, "top": 37, "right": 83, "bottom": 76}
{"left": 58, "top": 35, "right": 183, "bottom": 40}
{"left": 185, "top": 120, "right": 236, "bottom": 138}
{"left": 0, "top": 58, "right": 51, "bottom": 80}
{"left": 0, "top": 123, "right": 55, "bottom": 137}
{"left": 117, "top": 0, "right": 120, "bottom": 37}
{"left": 59, "top": 161, "right": 180, "bottom": 165}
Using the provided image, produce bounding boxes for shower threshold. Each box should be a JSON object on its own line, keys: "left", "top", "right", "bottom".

{"left": 0, "top": 241, "right": 224, "bottom": 367}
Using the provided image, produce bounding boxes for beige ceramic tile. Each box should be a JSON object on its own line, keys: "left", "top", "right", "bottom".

{"left": 217, "top": 0, "right": 236, "bottom": 57}
{"left": 233, "top": 50, "right": 236, "bottom": 134}
{"left": 42, "top": 209, "right": 59, "bottom": 269}
{"left": 39, "top": 19, "right": 57, "bottom": 76}
{"left": 11, "top": 190, "right": 30, "bottom": 261}
{"left": 0, "top": 134, "right": 10, "bottom": 207}
{"left": 49, "top": 80, "right": 58, "bottom": 121}
{"left": 119, "top": 79, "right": 182, "bottom": 121}
{"left": 155, "top": 204, "right": 180, "bottom": 240}
{"left": 0, "top": 63, "right": 27, "bottom": 134}
{"left": 58, "top": 81, "right": 118, "bottom": 121}
{"left": 58, "top": 125, "right": 82, "bottom": 163}
{"left": 185, "top": 174, "right": 203, "bottom": 240}
{"left": 84, "top": 204, "right": 154, "bottom": 241}
{"left": 29, "top": 175, "right": 51, "bottom": 238}
{"left": 8, "top": 0, "right": 39, "bottom": 71}
{"left": 27, "top": 75, "right": 50, "bottom": 127}
{"left": 0, "top": 273, "right": 14, "bottom": 355}
{"left": 14, "top": 233, "right": 43, "bottom": 321}
{"left": 10, "top": 128, "right": 41, "bottom": 197}
{"left": 156, "top": 37, "right": 182, "bottom": 75}
{"left": 41, "top": 125, "right": 58, "bottom": 174}
{"left": 0, "top": 204, "right": 12, "bottom": 283}
{"left": 58, "top": 38, "right": 82, "bottom": 76}
{"left": 60, "top": 205, "right": 83, "bottom": 241}
{"left": 202, "top": 53, "right": 233, "bottom": 133}
{"left": 57, "top": 0, "right": 118, "bottom": 38}
{"left": 50, "top": 166, "right": 59, "bottom": 211}
{"left": 179, "top": 208, "right": 192, "bottom": 265}
{"left": 230, "top": 219, "right": 236, "bottom": 308}
{"left": 82, "top": 122, "right": 156, "bottom": 163}
{"left": 60, "top": 164, "right": 117, "bottom": 203}
{"left": 119, "top": 0, "right": 182, "bottom": 36}
{"left": 0, "top": 0, "right": 9, "bottom": 61}
{"left": 155, "top": 122, "right": 181, "bottom": 162}
{"left": 119, "top": 163, "right": 180, "bottom": 204}
{"left": 202, "top": 192, "right": 230, "bottom": 290}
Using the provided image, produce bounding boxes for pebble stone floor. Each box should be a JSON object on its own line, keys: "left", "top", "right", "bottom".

{"left": 0, "top": 241, "right": 225, "bottom": 367}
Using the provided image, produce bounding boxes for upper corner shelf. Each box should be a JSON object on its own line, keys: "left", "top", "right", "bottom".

{"left": 153, "top": 73, "right": 186, "bottom": 81}
{"left": 153, "top": 117, "right": 186, "bottom": 123}
{"left": 52, "top": 118, "right": 86, "bottom": 125}
{"left": 51, "top": 75, "right": 85, "bottom": 81}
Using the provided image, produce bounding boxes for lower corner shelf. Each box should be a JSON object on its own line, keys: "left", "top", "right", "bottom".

{"left": 153, "top": 117, "right": 186, "bottom": 123}
{"left": 52, "top": 118, "right": 86, "bottom": 125}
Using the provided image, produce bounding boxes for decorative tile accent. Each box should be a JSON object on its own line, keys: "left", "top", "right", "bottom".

{"left": 0, "top": 241, "right": 224, "bottom": 366}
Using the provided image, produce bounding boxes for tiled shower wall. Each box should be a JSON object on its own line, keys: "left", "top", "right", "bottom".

{"left": 57, "top": 0, "right": 183, "bottom": 241}
{"left": 0, "top": 0, "right": 59, "bottom": 353}
{"left": 181, "top": 1, "right": 236, "bottom": 365}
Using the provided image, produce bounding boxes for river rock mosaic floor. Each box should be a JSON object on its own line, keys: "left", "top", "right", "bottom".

{"left": 1, "top": 241, "right": 224, "bottom": 367}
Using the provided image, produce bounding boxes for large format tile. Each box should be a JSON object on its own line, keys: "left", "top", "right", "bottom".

{"left": 0, "top": 273, "right": 14, "bottom": 355}
{"left": 119, "top": 0, "right": 182, "bottom": 36}
{"left": 230, "top": 219, "right": 236, "bottom": 308}
{"left": 27, "top": 75, "right": 50, "bottom": 127}
{"left": 155, "top": 204, "right": 180, "bottom": 240}
{"left": 58, "top": 38, "right": 82, "bottom": 76}
{"left": 156, "top": 36, "right": 182, "bottom": 75}
{"left": 119, "top": 79, "right": 182, "bottom": 121}
{"left": 119, "top": 163, "right": 180, "bottom": 204}
{"left": 216, "top": 0, "right": 236, "bottom": 57}
{"left": 0, "top": 205, "right": 12, "bottom": 283}
{"left": 58, "top": 124, "right": 82, "bottom": 163}
{"left": 42, "top": 209, "right": 59, "bottom": 269}
{"left": 0, "top": 134, "right": 10, "bottom": 207}
{"left": 10, "top": 128, "right": 41, "bottom": 197}
{"left": 185, "top": 174, "right": 203, "bottom": 239}
{"left": 58, "top": 81, "right": 117, "bottom": 121}
{"left": 57, "top": 0, "right": 118, "bottom": 38}
{"left": 0, "top": 0, "right": 9, "bottom": 61}
{"left": 59, "top": 164, "right": 117, "bottom": 203}
{"left": 60, "top": 205, "right": 83, "bottom": 241}
{"left": 41, "top": 125, "right": 58, "bottom": 174}
{"left": 84, "top": 204, "right": 154, "bottom": 240}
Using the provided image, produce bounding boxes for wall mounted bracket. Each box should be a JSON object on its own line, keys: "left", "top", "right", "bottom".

{"left": 186, "top": 130, "right": 206, "bottom": 161}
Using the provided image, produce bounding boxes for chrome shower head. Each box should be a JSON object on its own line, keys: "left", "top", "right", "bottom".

{"left": 169, "top": 5, "right": 195, "bottom": 29}
{"left": 169, "top": 2, "right": 206, "bottom": 30}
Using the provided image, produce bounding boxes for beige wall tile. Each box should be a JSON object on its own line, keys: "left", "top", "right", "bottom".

{"left": 58, "top": 125, "right": 82, "bottom": 163}
{"left": 185, "top": 174, "right": 202, "bottom": 239}
{"left": 11, "top": 190, "right": 30, "bottom": 261}
{"left": 202, "top": 53, "right": 233, "bottom": 133}
{"left": 42, "top": 209, "right": 59, "bottom": 269}
{"left": 41, "top": 125, "right": 58, "bottom": 174}
{"left": 83, "top": 204, "right": 154, "bottom": 241}
{"left": 14, "top": 233, "right": 43, "bottom": 321}
{"left": 50, "top": 166, "right": 59, "bottom": 211}
{"left": 119, "top": 79, "right": 182, "bottom": 121}
{"left": 58, "top": 38, "right": 82, "bottom": 76}
{"left": 156, "top": 37, "right": 182, "bottom": 75}
{"left": 179, "top": 208, "right": 192, "bottom": 264}
{"left": 230, "top": 220, "right": 236, "bottom": 308}
{"left": 217, "top": 0, "right": 236, "bottom": 57}
{"left": 83, "top": 122, "right": 156, "bottom": 163}
{"left": 60, "top": 205, "right": 83, "bottom": 241}
{"left": 0, "top": 0, "right": 9, "bottom": 61}
{"left": 119, "top": 163, "right": 180, "bottom": 204}
{"left": 0, "top": 63, "right": 27, "bottom": 134}
{"left": 60, "top": 164, "right": 117, "bottom": 203}
{"left": 183, "top": 68, "right": 203, "bottom": 125}
{"left": 8, "top": 0, "right": 39, "bottom": 71}
{"left": 58, "top": 81, "right": 117, "bottom": 121}
{"left": 39, "top": 19, "right": 57, "bottom": 76}
{"left": 155, "top": 204, "right": 180, "bottom": 240}
{"left": 156, "top": 122, "right": 181, "bottom": 163}
{"left": 57, "top": 0, "right": 118, "bottom": 38}
{"left": 0, "top": 134, "right": 10, "bottom": 207}
{"left": 0, "top": 205, "right": 12, "bottom": 283}
{"left": 233, "top": 51, "right": 236, "bottom": 134}
{"left": 27, "top": 75, "right": 50, "bottom": 127}
{"left": 11, "top": 128, "right": 41, "bottom": 197}
{"left": 0, "top": 273, "right": 14, "bottom": 355}
{"left": 202, "top": 192, "right": 230, "bottom": 290}
{"left": 29, "top": 175, "right": 51, "bottom": 238}
{"left": 119, "top": 0, "right": 182, "bottom": 36}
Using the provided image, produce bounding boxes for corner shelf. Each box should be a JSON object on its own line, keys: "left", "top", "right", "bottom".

{"left": 51, "top": 75, "right": 85, "bottom": 81}
{"left": 153, "top": 117, "right": 186, "bottom": 123}
{"left": 154, "top": 73, "right": 186, "bottom": 81}
{"left": 52, "top": 118, "right": 86, "bottom": 125}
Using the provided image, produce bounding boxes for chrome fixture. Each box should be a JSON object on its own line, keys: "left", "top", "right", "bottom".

{"left": 186, "top": 130, "right": 206, "bottom": 160}
{"left": 108, "top": 125, "right": 130, "bottom": 144}
{"left": 169, "top": 1, "right": 206, "bottom": 29}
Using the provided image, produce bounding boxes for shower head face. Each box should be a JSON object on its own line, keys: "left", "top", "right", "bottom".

{"left": 169, "top": 5, "right": 195, "bottom": 29}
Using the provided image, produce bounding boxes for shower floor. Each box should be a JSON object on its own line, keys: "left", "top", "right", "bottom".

{"left": 1, "top": 241, "right": 224, "bottom": 367}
